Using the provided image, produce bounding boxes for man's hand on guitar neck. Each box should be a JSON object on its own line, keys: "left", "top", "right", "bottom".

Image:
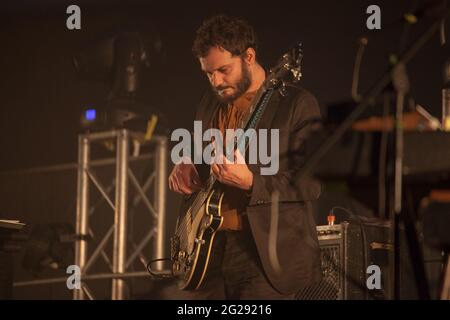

{"left": 211, "top": 149, "right": 254, "bottom": 191}
{"left": 168, "top": 158, "right": 204, "bottom": 195}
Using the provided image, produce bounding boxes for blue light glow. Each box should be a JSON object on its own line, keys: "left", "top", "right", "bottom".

{"left": 85, "top": 109, "right": 96, "bottom": 121}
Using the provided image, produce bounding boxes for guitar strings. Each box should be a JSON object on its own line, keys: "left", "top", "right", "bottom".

{"left": 176, "top": 175, "right": 215, "bottom": 245}
{"left": 175, "top": 89, "right": 275, "bottom": 247}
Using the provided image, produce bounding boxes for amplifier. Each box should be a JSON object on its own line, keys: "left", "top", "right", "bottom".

{"left": 296, "top": 221, "right": 393, "bottom": 300}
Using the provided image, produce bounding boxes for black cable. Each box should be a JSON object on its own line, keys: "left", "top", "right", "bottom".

{"left": 146, "top": 258, "right": 174, "bottom": 279}
{"left": 398, "top": 0, "right": 421, "bottom": 54}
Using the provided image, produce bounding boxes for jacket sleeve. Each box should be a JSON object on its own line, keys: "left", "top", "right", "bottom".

{"left": 247, "top": 89, "right": 322, "bottom": 206}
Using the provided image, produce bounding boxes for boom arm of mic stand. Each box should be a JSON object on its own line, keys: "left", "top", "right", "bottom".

{"left": 297, "top": 9, "right": 449, "bottom": 300}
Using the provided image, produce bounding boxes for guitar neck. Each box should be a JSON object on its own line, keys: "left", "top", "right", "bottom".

{"left": 202, "top": 86, "right": 275, "bottom": 196}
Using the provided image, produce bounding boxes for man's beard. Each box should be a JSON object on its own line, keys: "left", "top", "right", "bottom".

{"left": 213, "top": 62, "right": 251, "bottom": 104}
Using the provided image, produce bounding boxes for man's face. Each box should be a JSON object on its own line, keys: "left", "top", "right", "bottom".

{"left": 199, "top": 46, "right": 251, "bottom": 103}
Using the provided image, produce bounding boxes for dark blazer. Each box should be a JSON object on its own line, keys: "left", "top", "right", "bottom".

{"left": 193, "top": 84, "right": 323, "bottom": 294}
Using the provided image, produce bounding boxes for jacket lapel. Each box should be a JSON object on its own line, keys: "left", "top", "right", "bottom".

{"left": 255, "top": 90, "right": 280, "bottom": 130}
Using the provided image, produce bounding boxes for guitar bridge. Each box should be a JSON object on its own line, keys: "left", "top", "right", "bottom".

{"left": 195, "top": 238, "right": 205, "bottom": 245}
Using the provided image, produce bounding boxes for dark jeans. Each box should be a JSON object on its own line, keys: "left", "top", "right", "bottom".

{"left": 180, "top": 230, "right": 295, "bottom": 300}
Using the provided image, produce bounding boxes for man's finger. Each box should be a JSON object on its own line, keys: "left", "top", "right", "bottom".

{"left": 211, "top": 164, "right": 220, "bottom": 176}
{"left": 178, "top": 176, "right": 194, "bottom": 195}
{"left": 192, "top": 175, "right": 204, "bottom": 188}
{"left": 214, "top": 151, "right": 224, "bottom": 165}
{"left": 223, "top": 153, "right": 233, "bottom": 165}
{"left": 171, "top": 176, "right": 181, "bottom": 194}
{"left": 235, "top": 148, "right": 246, "bottom": 164}
{"left": 168, "top": 176, "right": 174, "bottom": 191}
{"left": 172, "top": 173, "right": 191, "bottom": 195}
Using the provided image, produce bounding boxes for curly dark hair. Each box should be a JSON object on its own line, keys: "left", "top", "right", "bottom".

{"left": 192, "top": 15, "right": 258, "bottom": 58}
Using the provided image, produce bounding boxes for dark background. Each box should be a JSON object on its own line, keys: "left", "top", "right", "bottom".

{"left": 0, "top": 0, "right": 448, "bottom": 299}
{"left": 0, "top": 0, "right": 448, "bottom": 171}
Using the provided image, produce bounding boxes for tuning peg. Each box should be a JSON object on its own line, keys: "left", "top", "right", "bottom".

{"left": 278, "top": 82, "right": 288, "bottom": 97}
{"left": 291, "top": 68, "right": 302, "bottom": 82}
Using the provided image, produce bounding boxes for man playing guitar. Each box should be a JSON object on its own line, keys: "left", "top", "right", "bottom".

{"left": 169, "top": 14, "right": 322, "bottom": 299}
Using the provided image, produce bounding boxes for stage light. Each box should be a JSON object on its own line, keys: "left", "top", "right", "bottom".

{"left": 74, "top": 30, "right": 165, "bottom": 132}
{"left": 85, "top": 109, "right": 96, "bottom": 121}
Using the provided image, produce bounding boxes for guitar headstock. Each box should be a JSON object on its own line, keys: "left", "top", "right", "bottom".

{"left": 265, "top": 42, "right": 303, "bottom": 93}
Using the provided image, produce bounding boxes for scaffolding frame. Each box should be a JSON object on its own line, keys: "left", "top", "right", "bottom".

{"left": 74, "top": 129, "right": 168, "bottom": 300}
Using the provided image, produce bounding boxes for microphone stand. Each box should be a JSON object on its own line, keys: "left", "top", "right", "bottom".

{"left": 298, "top": 7, "right": 450, "bottom": 299}
{"left": 391, "top": 62, "right": 430, "bottom": 299}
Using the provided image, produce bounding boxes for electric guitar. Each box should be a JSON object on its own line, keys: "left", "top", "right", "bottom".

{"left": 170, "top": 43, "right": 304, "bottom": 290}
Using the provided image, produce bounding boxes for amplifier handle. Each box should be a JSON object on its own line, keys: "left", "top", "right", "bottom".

{"left": 370, "top": 242, "right": 393, "bottom": 250}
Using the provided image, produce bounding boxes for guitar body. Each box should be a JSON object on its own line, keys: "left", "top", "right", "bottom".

{"left": 171, "top": 185, "right": 225, "bottom": 290}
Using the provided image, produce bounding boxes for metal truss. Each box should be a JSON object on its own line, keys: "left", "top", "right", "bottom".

{"left": 74, "top": 129, "right": 168, "bottom": 300}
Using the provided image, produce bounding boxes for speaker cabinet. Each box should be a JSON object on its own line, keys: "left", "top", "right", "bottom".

{"left": 296, "top": 221, "right": 393, "bottom": 300}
